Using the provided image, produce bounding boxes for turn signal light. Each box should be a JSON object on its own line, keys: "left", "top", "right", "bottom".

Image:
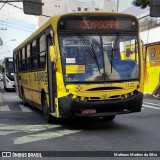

{"left": 121, "top": 95, "right": 125, "bottom": 99}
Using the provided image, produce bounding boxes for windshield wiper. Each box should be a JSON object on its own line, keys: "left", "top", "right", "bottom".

{"left": 111, "top": 45, "right": 114, "bottom": 74}
{"left": 110, "top": 34, "right": 121, "bottom": 74}
{"left": 77, "top": 32, "right": 100, "bottom": 73}
{"left": 135, "top": 39, "right": 138, "bottom": 62}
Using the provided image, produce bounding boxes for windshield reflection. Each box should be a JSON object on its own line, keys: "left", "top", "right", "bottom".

{"left": 6, "top": 61, "right": 14, "bottom": 81}
{"left": 59, "top": 34, "right": 139, "bottom": 83}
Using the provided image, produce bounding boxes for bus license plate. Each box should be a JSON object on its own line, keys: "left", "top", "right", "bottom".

{"left": 82, "top": 109, "right": 96, "bottom": 115}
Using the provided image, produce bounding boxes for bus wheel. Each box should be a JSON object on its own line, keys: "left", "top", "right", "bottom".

{"left": 42, "top": 94, "right": 52, "bottom": 123}
{"left": 22, "top": 88, "right": 27, "bottom": 106}
{"left": 102, "top": 115, "right": 116, "bottom": 121}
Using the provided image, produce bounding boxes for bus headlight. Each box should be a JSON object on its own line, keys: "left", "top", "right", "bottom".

{"left": 84, "top": 97, "right": 88, "bottom": 102}
{"left": 127, "top": 93, "right": 131, "bottom": 98}
{"left": 121, "top": 95, "right": 125, "bottom": 99}
{"left": 76, "top": 96, "right": 81, "bottom": 101}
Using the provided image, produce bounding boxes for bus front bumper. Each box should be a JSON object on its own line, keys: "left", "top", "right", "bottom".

{"left": 58, "top": 92, "right": 143, "bottom": 118}
{"left": 5, "top": 81, "right": 15, "bottom": 89}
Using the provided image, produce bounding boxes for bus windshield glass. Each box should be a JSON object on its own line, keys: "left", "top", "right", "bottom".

{"left": 6, "top": 59, "right": 14, "bottom": 81}
{"left": 59, "top": 34, "right": 139, "bottom": 83}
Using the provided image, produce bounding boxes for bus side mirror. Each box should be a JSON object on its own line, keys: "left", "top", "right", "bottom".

{"left": 2, "top": 68, "right": 4, "bottom": 73}
{"left": 49, "top": 46, "right": 57, "bottom": 62}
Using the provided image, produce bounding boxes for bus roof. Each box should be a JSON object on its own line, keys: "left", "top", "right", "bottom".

{"left": 13, "top": 12, "right": 138, "bottom": 52}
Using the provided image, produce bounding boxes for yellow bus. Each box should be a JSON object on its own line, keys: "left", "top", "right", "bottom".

{"left": 13, "top": 12, "right": 144, "bottom": 122}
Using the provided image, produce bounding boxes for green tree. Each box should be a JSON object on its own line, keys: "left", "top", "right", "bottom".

{"left": 132, "top": 0, "right": 150, "bottom": 9}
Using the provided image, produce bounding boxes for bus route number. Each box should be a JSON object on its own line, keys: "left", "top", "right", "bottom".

{"left": 126, "top": 82, "right": 134, "bottom": 88}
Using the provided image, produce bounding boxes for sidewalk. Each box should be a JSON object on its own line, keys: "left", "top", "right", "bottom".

{"left": 143, "top": 93, "right": 156, "bottom": 100}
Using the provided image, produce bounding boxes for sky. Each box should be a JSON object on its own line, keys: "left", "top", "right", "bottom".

{"left": 82, "top": 0, "right": 133, "bottom": 11}
{"left": 0, "top": 2, "right": 37, "bottom": 60}
{"left": 0, "top": 0, "right": 133, "bottom": 60}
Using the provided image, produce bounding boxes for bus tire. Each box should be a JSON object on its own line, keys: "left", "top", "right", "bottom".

{"left": 102, "top": 115, "right": 116, "bottom": 121}
{"left": 42, "top": 94, "right": 52, "bottom": 123}
{"left": 21, "top": 88, "right": 27, "bottom": 106}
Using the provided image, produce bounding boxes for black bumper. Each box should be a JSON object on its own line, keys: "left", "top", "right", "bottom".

{"left": 58, "top": 92, "right": 143, "bottom": 118}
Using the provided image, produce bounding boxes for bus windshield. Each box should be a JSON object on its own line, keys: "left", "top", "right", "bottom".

{"left": 6, "top": 61, "right": 14, "bottom": 81}
{"left": 59, "top": 34, "right": 139, "bottom": 83}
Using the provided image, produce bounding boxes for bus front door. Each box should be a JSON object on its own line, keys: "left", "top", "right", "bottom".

{"left": 46, "top": 35, "right": 56, "bottom": 114}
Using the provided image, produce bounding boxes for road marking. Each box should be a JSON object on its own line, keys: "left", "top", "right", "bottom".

{"left": 19, "top": 104, "right": 33, "bottom": 112}
{"left": 142, "top": 104, "right": 160, "bottom": 110}
{"left": 0, "top": 105, "right": 10, "bottom": 111}
{"left": 143, "top": 102, "right": 160, "bottom": 107}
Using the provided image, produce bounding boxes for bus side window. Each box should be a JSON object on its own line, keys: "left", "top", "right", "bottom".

{"left": 19, "top": 50, "right": 22, "bottom": 71}
{"left": 31, "top": 40, "right": 38, "bottom": 70}
{"left": 27, "top": 44, "right": 31, "bottom": 70}
{"left": 38, "top": 34, "right": 46, "bottom": 69}
{"left": 22, "top": 47, "right": 26, "bottom": 71}
{"left": 13, "top": 54, "right": 16, "bottom": 72}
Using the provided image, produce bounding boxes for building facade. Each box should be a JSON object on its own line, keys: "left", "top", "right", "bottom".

{"left": 122, "top": 6, "right": 160, "bottom": 94}
{"left": 103, "top": 0, "right": 116, "bottom": 12}
{"left": 122, "top": 6, "right": 160, "bottom": 44}
{"left": 37, "top": 0, "right": 117, "bottom": 27}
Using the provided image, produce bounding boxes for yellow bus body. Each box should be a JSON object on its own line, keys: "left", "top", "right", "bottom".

{"left": 143, "top": 43, "right": 160, "bottom": 93}
{"left": 13, "top": 12, "right": 144, "bottom": 120}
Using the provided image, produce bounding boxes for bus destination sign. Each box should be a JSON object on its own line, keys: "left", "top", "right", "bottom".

{"left": 77, "top": 20, "right": 119, "bottom": 29}
{"left": 58, "top": 16, "right": 137, "bottom": 31}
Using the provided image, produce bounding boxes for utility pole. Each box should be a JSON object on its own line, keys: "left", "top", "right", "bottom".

{"left": 0, "top": 39, "right": 16, "bottom": 49}
{"left": 117, "top": 0, "right": 119, "bottom": 12}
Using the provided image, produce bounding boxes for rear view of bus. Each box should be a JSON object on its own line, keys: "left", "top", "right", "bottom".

{"left": 55, "top": 13, "right": 144, "bottom": 120}
{"left": 2, "top": 57, "right": 15, "bottom": 91}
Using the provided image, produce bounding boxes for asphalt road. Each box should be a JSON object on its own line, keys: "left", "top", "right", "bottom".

{"left": 0, "top": 81, "right": 160, "bottom": 160}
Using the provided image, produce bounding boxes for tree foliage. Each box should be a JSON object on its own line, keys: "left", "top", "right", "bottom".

{"left": 132, "top": 0, "right": 150, "bottom": 9}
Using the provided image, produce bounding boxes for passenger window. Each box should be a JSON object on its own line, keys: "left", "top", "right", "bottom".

{"left": 18, "top": 50, "right": 22, "bottom": 71}
{"left": 31, "top": 40, "right": 38, "bottom": 70}
{"left": 13, "top": 54, "right": 17, "bottom": 72}
{"left": 38, "top": 34, "right": 46, "bottom": 69}
{"left": 22, "top": 48, "right": 26, "bottom": 71}
{"left": 27, "top": 44, "right": 31, "bottom": 70}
